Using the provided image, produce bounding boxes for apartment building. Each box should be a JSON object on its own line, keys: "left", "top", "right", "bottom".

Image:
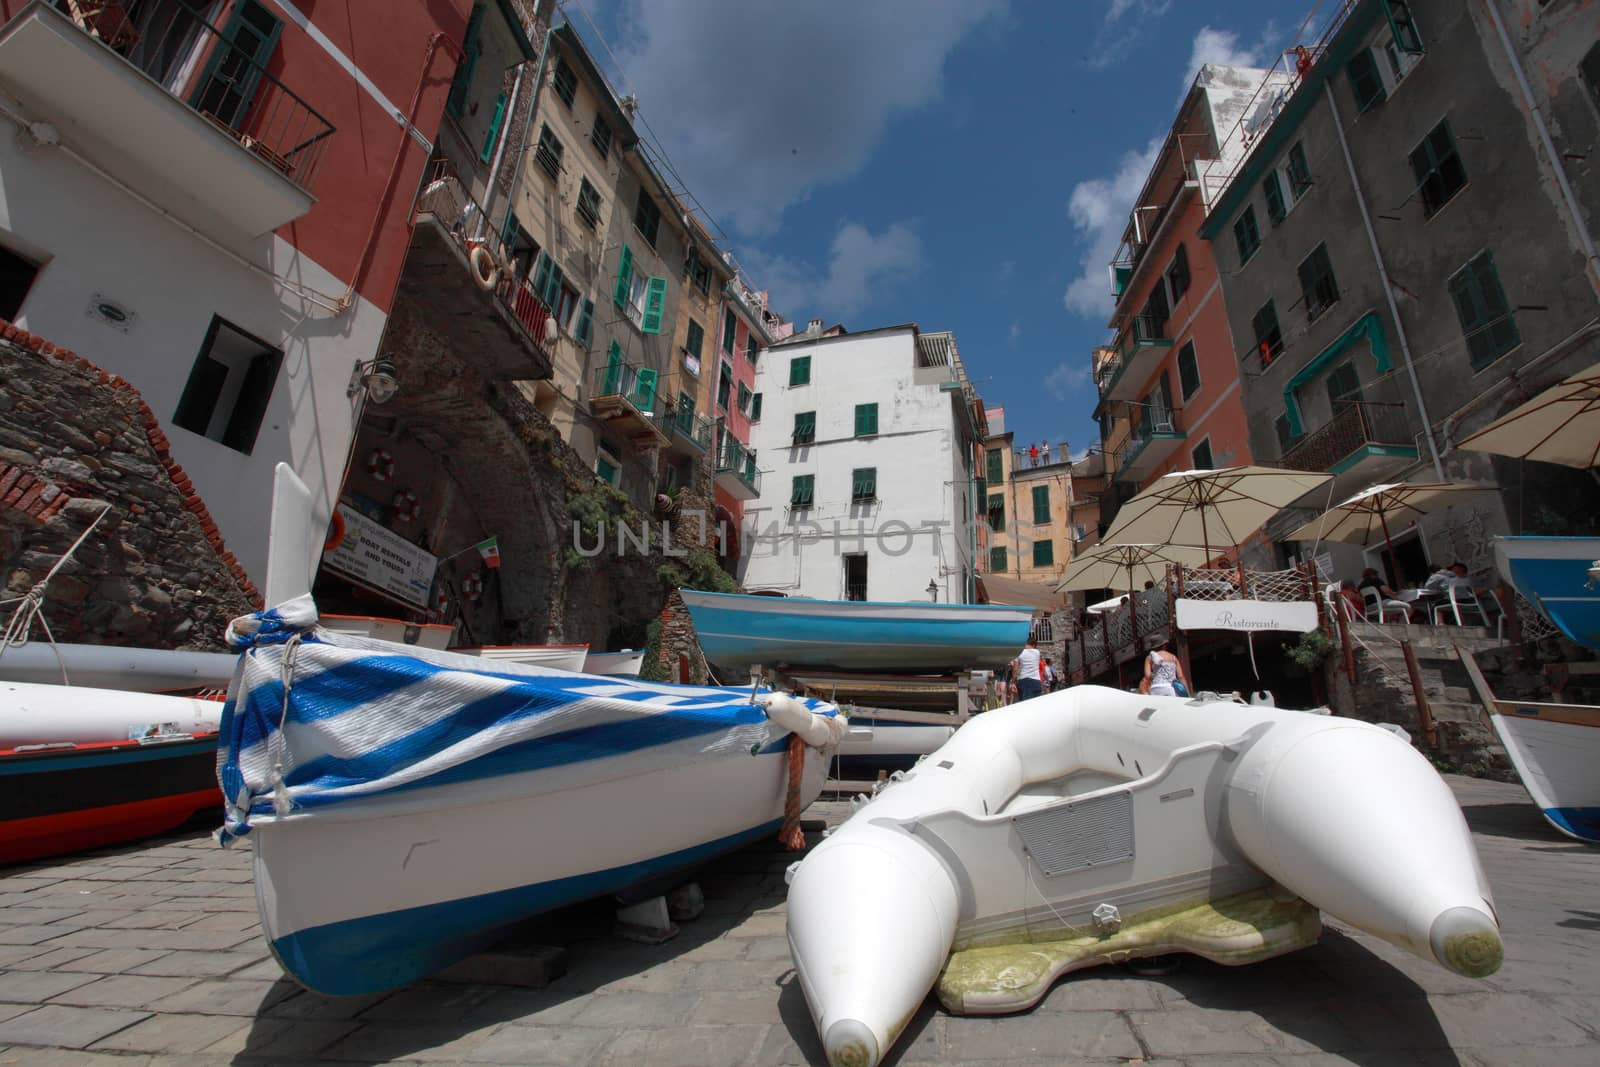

{"left": 0, "top": 0, "right": 481, "bottom": 586}
{"left": 741, "top": 326, "right": 983, "bottom": 603}
{"left": 710, "top": 274, "right": 777, "bottom": 540}
{"left": 978, "top": 407, "right": 1082, "bottom": 586}
{"left": 656, "top": 216, "right": 730, "bottom": 501}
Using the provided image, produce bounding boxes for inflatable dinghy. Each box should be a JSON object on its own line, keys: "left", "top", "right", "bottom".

{"left": 786, "top": 686, "right": 1501, "bottom": 1067}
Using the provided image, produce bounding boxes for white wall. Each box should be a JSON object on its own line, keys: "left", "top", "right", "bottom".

{"left": 0, "top": 131, "right": 387, "bottom": 587}
{"left": 741, "top": 328, "right": 974, "bottom": 603}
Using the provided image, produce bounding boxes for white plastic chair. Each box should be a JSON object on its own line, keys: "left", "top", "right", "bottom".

{"left": 1433, "top": 578, "right": 1501, "bottom": 637}
{"left": 1323, "top": 583, "right": 1357, "bottom": 622}
{"left": 1363, "top": 586, "right": 1410, "bottom": 625}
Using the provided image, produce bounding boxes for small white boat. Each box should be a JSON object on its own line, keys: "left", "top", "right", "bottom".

{"left": 1, "top": 680, "right": 222, "bottom": 746}
{"left": 835, "top": 710, "right": 957, "bottom": 777}
{"left": 787, "top": 687, "right": 1501, "bottom": 1067}
{"left": 585, "top": 649, "right": 645, "bottom": 677}
{"left": 1483, "top": 697, "right": 1600, "bottom": 842}
{"left": 0, "top": 642, "right": 237, "bottom": 692}
{"left": 457, "top": 644, "right": 590, "bottom": 672}
{"left": 319, "top": 614, "right": 456, "bottom": 650}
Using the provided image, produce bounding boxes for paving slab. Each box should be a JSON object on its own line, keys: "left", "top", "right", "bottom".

{"left": 0, "top": 1004, "right": 149, "bottom": 1048}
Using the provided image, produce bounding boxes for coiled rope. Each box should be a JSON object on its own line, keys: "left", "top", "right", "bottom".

{"left": 778, "top": 732, "right": 807, "bottom": 850}
{"left": 0, "top": 504, "right": 112, "bottom": 684}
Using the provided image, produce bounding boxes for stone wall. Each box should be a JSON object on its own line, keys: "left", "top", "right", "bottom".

{"left": 652, "top": 590, "right": 711, "bottom": 685}
{"left": 0, "top": 325, "right": 258, "bottom": 650}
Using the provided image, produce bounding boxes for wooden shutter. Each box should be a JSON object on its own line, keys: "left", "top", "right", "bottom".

{"left": 447, "top": 4, "right": 484, "bottom": 117}
{"left": 1032, "top": 485, "right": 1050, "bottom": 524}
{"left": 1346, "top": 50, "right": 1386, "bottom": 112}
{"left": 613, "top": 245, "right": 634, "bottom": 309}
{"left": 632, "top": 367, "right": 657, "bottom": 410}
{"left": 479, "top": 93, "right": 507, "bottom": 164}
{"left": 603, "top": 340, "right": 622, "bottom": 395}
{"left": 575, "top": 299, "right": 594, "bottom": 346}
{"left": 641, "top": 277, "right": 667, "bottom": 334}
{"left": 532, "top": 254, "right": 553, "bottom": 305}
{"left": 751, "top": 393, "right": 762, "bottom": 420}
{"left": 191, "top": 0, "right": 283, "bottom": 131}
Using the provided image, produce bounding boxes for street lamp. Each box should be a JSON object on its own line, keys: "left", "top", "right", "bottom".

{"left": 348, "top": 357, "right": 399, "bottom": 404}
{"left": 927, "top": 578, "right": 939, "bottom": 602}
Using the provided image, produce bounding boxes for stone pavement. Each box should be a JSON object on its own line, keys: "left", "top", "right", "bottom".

{"left": 0, "top": 775, "right": 1597, "bottom": 1066}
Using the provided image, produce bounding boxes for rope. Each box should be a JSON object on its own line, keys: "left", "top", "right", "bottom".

{"left": 778, "top": 732, "right": 806, "bottom": 850}
{"left": 0, "top": 504, "right": 113, "bottom": 685}
{"left": 268, "top": 634, "right": 304, "bottom": 816}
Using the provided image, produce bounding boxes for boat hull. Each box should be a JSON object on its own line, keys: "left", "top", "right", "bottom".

{"left": 1487, "top": 700, "right": 1600, "bottom": 842}
{"left": 836, "top": 717, "right": 956, "bottom": 776}
{"left": 458, "top": 645, "right": 590, "bottom": 672}
{"left": 1, "top": 735, "right": 219, "bottom": 864}
{"left": 0, "top": 681, "right": 223, "bottom": 747}
{"left": 1494, "top": 536, "right": 1600, "bottom": 648}
{"left": 679, "top": 590, "right": 1032, "bottom": 673}
{"left": 252, "top": 734, "right": 828, "bottom": 995}
{"left": 584, "top": 650, "right": 645, "bottom": 677}
{"left": 0, "top": 643, "right": 238, "bottom": 692}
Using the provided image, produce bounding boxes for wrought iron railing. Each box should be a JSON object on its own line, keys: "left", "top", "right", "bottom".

{"left": 1280, "top": 401, "right": 1412, "bottom": 472}
{"left": 715, "top": 435, "right": 760, "bottom": 493}
{"left": 669, "top": 407, "right": 713, "bottom": 452}
{"left": 55, "top": 0, "right": 336, "bottom": 191}
{"left": 844, "top": 580, "right": 868, "bottom": 602}
{"left": 590, "top": 360, "right": 660, "bottom": 415}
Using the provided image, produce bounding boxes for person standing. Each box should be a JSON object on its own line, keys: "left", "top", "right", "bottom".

{"left": 1140, "top": 639, "right": 1189, "bottom": 697}
{"left": 1042, "top": 656, "right": 1058, "bottom": 691}
{"left": 1041, "top": 441, "right": 1051, "bottom": 465}
{"left": 1013, "top": 637, "right": 1044, "bottom": 700}
{"left": 1028, "top": 443, "right": 1039, "bottom": 467}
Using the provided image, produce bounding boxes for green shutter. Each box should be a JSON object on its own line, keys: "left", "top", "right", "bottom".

{"left": 854, "top": 403, "right": 878, "bottom": 436}
{"left": 1384, "top": 0, "right": 1424, "bottom": 54}
{"left": 791, "top": 475, "right": 813, "bottom": 506}
{"left": 447, "top": 4, "right": 483, "bottom": 118}
{"left": 575, "top": 299, "right": 594, "bottom": 346}
{"left": 723, "top": 307, "right": 736, "bottom": 354}
{"left": 988, "top": 493, "right": 1005, "bottom": 532}
{"left": 631, "top": 367, "right": 657, "bottom": 410}
{"left": 603, "top": 340, "right": 622, "bottom": 395}
{"left": 1263, "top": 173, "right": 1286, "bottom": 226}
{"left": 986, "top": 448, "right": 1003, "bottom": 484}
{"left": 793, "top": 411, "right": 815, "bottom": 443}
{"left": 192, "top": 0, "right": 282, "bottom": 130}
{"left": 852, "top": 467, "right": 876, "bottom": 500}
{"left": 789, "top": 356, "right": 811, "bottom": 386}
{"left": 1347, "top": 49, "right": 1387, "bottom": 112}
{"left": 479, "top": 92, "right": 506, "bottom": 163}
{"left": 641, "top": 276, "right": 667, "bottom": 334}
{"left": 541, "top": 261, "right": 564, "bottom": 309}
{"left": 1033, "top": 540, "right": 1054, "bottom": 567}
{"left": 1032, "top": 485, "right": 1050, "bottom": 524}
{"left": 751, "top": 393, "right": 762, "bottom": 420}
{"left": 532, "top": 254, "right": 553, "bottom": 305}
{"left": 989, "top": 546, "right": 1007, "bottom": 572}
{"left": 613, "top": 245, "right": 634, "bottom": 309}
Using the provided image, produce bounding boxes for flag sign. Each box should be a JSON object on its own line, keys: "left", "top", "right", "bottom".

{"left": 474, "top": 536, "right": 501, "bottom": 569}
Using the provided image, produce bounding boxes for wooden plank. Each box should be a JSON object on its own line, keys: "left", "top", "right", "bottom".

{"left": 1455, "top": 644, "right": 1500, "bottom": 730}
{"left": 1487, "top": 699, "right": 1600, "bottom": 729}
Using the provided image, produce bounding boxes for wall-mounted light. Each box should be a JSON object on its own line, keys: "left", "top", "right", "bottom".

{"left": 927, "top": 578, "right": 939, "bottom": 602}
{"left": 349, "top": 356, "right": 399, "bottom": 404}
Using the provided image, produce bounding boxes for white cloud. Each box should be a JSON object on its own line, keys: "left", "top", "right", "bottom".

{"left": 1061, "top": 137, "right": 1162, "bottom": 321}
{"left": 611, "top": 0, "right": 1005, "bottom": 237}
{"left": 1087, "top": 0, "right": 1172, "bottom": 70}
{"left": 747, "top": 221, "right": 923, "bottom": 320}
{"left": 1045, "top": 361, "right": 1093, "bottom": 402}
{"left": 1181, "top": 26, "right": 1269, "bottom": 92}
{"left": 1008, "top": 320, "right": 1021, "bottom": 347}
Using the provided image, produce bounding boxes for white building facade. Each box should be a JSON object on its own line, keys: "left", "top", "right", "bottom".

{"left": 740, "top": 325, "right": 983, "bottom": 603}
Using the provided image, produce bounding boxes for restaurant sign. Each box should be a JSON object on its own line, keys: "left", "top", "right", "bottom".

{"left": 1175, "top": 598, "right": 1318, "bottom": 633}
{"left": 321, "top": 503, "right": 438, "bottom": 609}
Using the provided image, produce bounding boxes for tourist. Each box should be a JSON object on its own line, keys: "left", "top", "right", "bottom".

{"left": 1140, "top": 639, "right": 1189, "bottom": 697}
{"left": 1042, "top": 656, "right": 1058, "bottom": 692}
{"left": 1013, "top": 637, "right": 1044, "bottom": 701}
{"left": 1357, "top": 567, "right": 1399, "bottom": 600}
{"left": 1040, "top": 442, "right": 1051, "bottom": 465}
{"left": 1028, "top": 443, "right": 1040, "bottom": 467}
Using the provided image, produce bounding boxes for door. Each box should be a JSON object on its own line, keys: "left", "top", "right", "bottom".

{"left": 1325, "top": 361, "right": 1363, "bottom": 414}
{"left": 843, "top": 554, "right": 868, "bottom": 601}
{"left": 190, "top": 0, "right": 283, "bottom": 132}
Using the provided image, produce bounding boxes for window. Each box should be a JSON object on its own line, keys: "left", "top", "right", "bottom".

{"left": 172, "top": 316, "right": 283, "bottom": 455}
{"left": 1325, "top": 361, "right": 1363, "bottom": 413}
{"left": 1274, "top": 414, "right": 1297, "bottom": 454}
{"left": 722, "top": 307, "right": 737, "bottom": 354}
{"left": 574, "top": 299, "right": 594, "bottom": 347}
{"left": 1177, "top": 341, "right": 1200, "bottom": 401}
{"left": 1297, "top": 243, "right": 1339, "bottom": 321}
{"left": 987, "top": 493, "right": 1005, "bottom": 532}
{"left": 532, "top": 251, "right": 565, "bottom": 308}
{"left": 843, "top": 553, "right": 868, "bottom": 600}
{"left": 751, "top": 393, "right": 762, "bottom": 421}
{"left": 1286, "top": 142, "right": 1312, "bottom": 199}
{"left": 684, "top": 318, "right": 704, "bottom": 359}
{"left": 792, "top": 411, "right": 816, "bottom": 444}
{"left": 551, "top": 58, "right": 577, "bottom": 108}
{"left": 596, "top": 447, "right": 620, "bottom": 487}
{"left": 791, "top": 475, "right": 814, "bottom": 507}
{"left": 1582, "top": 42, "right": 1600, "bottom": 116}
{"left": 1449, "top": 251, "right": 1521, "bottom": 370}
{"left": 854, "top": 402, "right": 878, "bottom": 436}
{"left": 1233, "top": 206, "right": 1260, "bottom": 264}
{"left": 851, "top": 467, "right": 877, "bottom": 503}
{"left": 718, "top": 363, "right": 733, "bottom": 410}
{"left": 1387, "top": 0, "right": 1424, "bottom": 54}
{"left": 0, "top": 244, "right": 39, "bottom": 320}
{"left": 1031, "top": 485, "right": 1050, "bottom": 524}
{"left": 989, "top": 546, "right": 1007, "bottom": 572}
{"left": 194, "top": 0, "right": 281, "bottom": 130}
{"left": 1166, "top": 244, "right": 1190, "bottom": 304}
{"left": 1263, "top": 171, "right": 1287, "bottom": 226}
{"left": 624, "top": 271, "right": 649, "bottom": 327}
{"left": 576, "top": 178, "right": 602, "bottom": 229}
{"left": 591, "top": 116, "right": 612, "bottom": 160}
{"left": 1190, "top": 437, "right": 1214, "bottom": 470}
{"left": 1251, "top": 300, "right": 1284, "bottom": 364}
{"left": 746, "top": 333, "right": 759, "bottom": 363}
{"left": 1032, "top": 540, "right": 1054, "bottom": 568}
{"left": 1347, "top": 49, "right": 1387, "bottom": 112}
{"left": 445, "top": 4, "right": 482, "bottom": 118}
{"left": 789, "top": 355, "right": 811, "bottom": 386}
{"left": 986, "top": 448, "right": 1004, "bottom": 485}
{"left": 633, "top": 190, "right": 660, "bottom": 248}
{"left": 554, "top": 282, "right": 579, "bottom": 331}
{"left": 1409, "top": 119, "right": 1467, "bottom": 217}
{"left": 692, "top": 257, "right": 712, "bottom": 294}
{"left": 478, "top": 93, "right": 506, "bottom": 164}
{"left": 737, "top": 383, "right": 751, "bottom": 413}
{"left": 534, "top": 124, "right": 563, "bottom": 179}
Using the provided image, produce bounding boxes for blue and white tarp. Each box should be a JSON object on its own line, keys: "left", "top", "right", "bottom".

{"left": 216, "top": 595, "right": 837, "bottom": 844}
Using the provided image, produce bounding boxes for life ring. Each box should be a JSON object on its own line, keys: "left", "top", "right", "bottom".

{"left": 323, "top": 510, "right": 346, "bottom": 553}
{"left": 391, "top": 489, "right": 420, "bottom": 523}
{"left": 462, "top": 571, "right": 484, "bottom": 601}
{"left": 469, "top": 243, "right": 500, "bottom": 290}
{"left": 367, "top": 447, "right": 395, "bottom": 482}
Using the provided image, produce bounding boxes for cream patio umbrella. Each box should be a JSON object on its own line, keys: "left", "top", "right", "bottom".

{"left": 1456, "top": 360, "right": 1600, "bottom": 468}
{"left": 1284, "top": 481, "right": 1496, "bottom": 581}
{"left": 1055, "top": 542, "right": 1213, "bottom": 594}
{"left": 1101, "top": 466, "right": 1334, "bottom": 558}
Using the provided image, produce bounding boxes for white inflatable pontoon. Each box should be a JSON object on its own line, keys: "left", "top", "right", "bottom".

{"left": 787, "top": 686, "right": 1501, "bottom": 1067}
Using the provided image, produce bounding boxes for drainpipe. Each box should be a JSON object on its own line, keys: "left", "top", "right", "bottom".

{"left": 1324, "top": 82, "right": 1446, "bottom": 480}
{"left": 499, "top": 25, "right": 556, "bottom": 238}
{"left": 480, "top": 58, "right": 530, "bottom": 233}
{"left": 1482, "top": 0, "right": 1600, "bottom": 301}
{"left": 1440, "top": 317, "right": 1600, "bottom": 449}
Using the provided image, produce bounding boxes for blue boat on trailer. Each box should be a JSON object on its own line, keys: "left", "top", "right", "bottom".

{"left": 1494, "top": 536, "right": 1600, "bottom": 649}
{"left": 677, "top": 590, "right": 1034, "bottom": 675}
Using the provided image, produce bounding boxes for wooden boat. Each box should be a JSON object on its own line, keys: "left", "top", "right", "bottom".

{"left": 584, "top": 649, "right": 645, "bottom": 677}
{"left": 1494, "top": 535, "right": 1600, "bottom": 648}
{"left": 1, "top": 681, "right": 223, "bottom": 864}
{"left": 787, "top": 687, "right": 1501, "bottom": 1067}
{"left": 0, "top": 642, "right": 237, "bottom": 692}
{"left": 679, "top": 590, "right": 1032, "bottom": 674}
{"left": 220, "top": 597, "right": 844, "bottom": 996}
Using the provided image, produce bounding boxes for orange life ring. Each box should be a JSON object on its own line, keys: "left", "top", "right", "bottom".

{"left": 367, "top": 447, "right": 395, "bottom": 482}
{"left": 323, "top": 510, "right": 346, "bottom": 553}
{"left": 462, "top": 572, "right": 484, "bottom": 601}
{"left": 469, "top": 243, "right": 500, "bottom": 290}
{"left": 392, "top": 489, "right": 420, "bottom": 523}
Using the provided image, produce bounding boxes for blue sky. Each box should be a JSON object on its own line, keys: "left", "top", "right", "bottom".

{"left": 569, "top": 0, "right": 1301, "bottom": 458}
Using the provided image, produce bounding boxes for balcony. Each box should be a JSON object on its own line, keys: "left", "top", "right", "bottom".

{"left": 1114, "top": 410, "right": 1185, "bottom": 486}
{"left": 1099, "top": 315, "right": 1174, "bottom": 403}
{"left": 404, "top": 160, "right": 555, "bottom": 380}
{"left": 0, "top": 2, "right": 335, "bottom": 238}
{"left": 1280, "top": 400, "right": 1418, "bottom": 501}
{"left": 589, "top": 361, "right": 669, "bottom": 449}
{"left": 714, "top": 434, "right": 760, "bottom": 501}
{"left": 665, "top": 405, "right": 713, "bottom": 457}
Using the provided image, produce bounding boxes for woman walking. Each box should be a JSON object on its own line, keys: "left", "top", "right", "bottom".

{"left": 1140, "top": 640, "right": 1189, "bottom": 697}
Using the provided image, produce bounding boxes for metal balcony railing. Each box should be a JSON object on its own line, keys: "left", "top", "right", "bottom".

{"left": 715, "top": 435, "right": 760, "bottom": 493}
{"left": 1280, "top": 401, "right": 1412, "bottom": 473}
{"left": 416, "top": 159, "right": 554, "bottom": 349}
{"left": 56, "top": 0, "right": 336, "bottom": 192}
{"left": 669, "top": 407, "right": 713, "bottom": 452}
{"left": 591, "top": 360, "right": 660, "bottom": 413}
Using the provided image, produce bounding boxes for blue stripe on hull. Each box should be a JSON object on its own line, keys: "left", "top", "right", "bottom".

{"left": 687, "top": 605, "right": 1029, "bottom": 671}
{"left": 0, "top": 738, "right": 217, "bottom": 776}
{"left": 1500, "top": 542, "right": 1600, "bottom": 650}
{"left": 1543, "top": 806, "right": 1600, "bottom": 843}
{"left": 268, "top": 817, "right": 784, "bottom": 995}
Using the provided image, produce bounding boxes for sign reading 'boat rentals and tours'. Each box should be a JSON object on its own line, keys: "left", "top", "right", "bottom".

{"left": 321, "top": 503, "right": 438, "bottom": 609}
{"left": 1174, "top": 598, "right": 1318, "bottom": 633}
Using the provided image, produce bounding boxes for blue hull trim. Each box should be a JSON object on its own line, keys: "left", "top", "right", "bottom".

{"left": 1499, "top": 538, "right": 1600, "bottom": 650}
{"left": 1543, "top": 806, "right": 1600, "bottom": 843}
{"left": 269, "top": 817, "right": 784, "bottom": 995}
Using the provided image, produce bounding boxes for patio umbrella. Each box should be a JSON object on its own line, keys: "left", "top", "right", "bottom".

{"left": 1101, "top": 466, "right": 1333, "bottom": 558}
{"left": 1283, "top": 481, "right": 1494, "bottom": 582}
{"left": 1055, "top": 542, "right": 1212, "bottom": 594}
{"left": 1456, "top": 360, "right": 1600, "bottom": 468}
